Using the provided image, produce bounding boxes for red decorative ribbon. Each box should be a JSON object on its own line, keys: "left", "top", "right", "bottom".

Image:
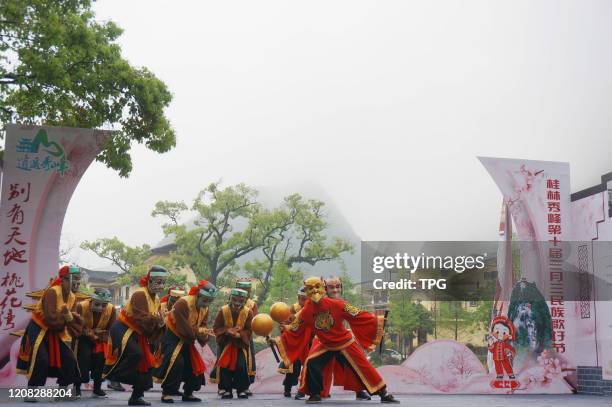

{"left": 218, "top": 343, "right": 239, "bottom": 371}
{"left": 188, "top": 343, "right": 206, "bottom": 376}
{"left": 136, "top": 333, "right": 156, "bottom": 373}
{"left": 93, "top": 341, "right": 105, "bottom": 354}
{"left": 47, "top": 331, "right": 61, "bottom": 368}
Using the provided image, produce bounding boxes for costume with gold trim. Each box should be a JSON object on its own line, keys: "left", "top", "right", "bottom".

{"left": 153, "top": 294, "right": 210, "bottom": 394}
{"left": 275, "top": 297, "right": 385, "bottom": 395}
{"left": 102, "top": 287, "right": 164, "bottom": 393}
{"left": 75, "top": 300, "right": 115, "bottom": 388}
{"left": 15, "top": 284, "right": 83, "bottom": 386}
{"left": 209, "top": 304, "right": 254, "bottom": 393}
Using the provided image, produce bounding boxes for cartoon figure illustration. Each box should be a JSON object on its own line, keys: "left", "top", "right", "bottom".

{"left": 488, "top": 315, "right": 518, "bottom": 388}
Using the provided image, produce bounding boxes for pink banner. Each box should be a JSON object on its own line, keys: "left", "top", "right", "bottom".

{"left": 0, "top": 124, "right": 109, "bottom": 386}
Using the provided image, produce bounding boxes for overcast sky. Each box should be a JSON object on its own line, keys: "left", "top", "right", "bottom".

{"left": 62, "top": 0, "right": 612, "bottom": 269}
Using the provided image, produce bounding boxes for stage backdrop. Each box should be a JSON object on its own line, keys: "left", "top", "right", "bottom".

{"left": 0, "top": 124, "right": 109, "bottom": 386}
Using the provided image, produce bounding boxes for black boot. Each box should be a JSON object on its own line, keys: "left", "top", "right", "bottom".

{"left": 108, "top": 381, "right": 126, "bottom": 391}
{"left": 295, "top": 392, "right": 306, "bottom": 400}
{"left": 93, "top": 381, "right": 107, "bottom": 398}
{"left": 356, "top": 390, "right": 371, "bottom": 400}
{"left": 379, "top": 391, "right": 400, "bottom": 404}
{"left": 74, "top": 384, "right": 82, "bottom": 399}
{"left": 182, "top": 393, "right": 201, "bottom": 402}
{"left": 129, "top": 388, "right": 151, "bottom": 406}
{"left": 284, "top": 385, "right": 292, "bottom": 398}
{"left": 161, "top": 394, "right": 174, "bottom": 404}
{"left": 306, "top": 394, "right": 322, "bottom": 404}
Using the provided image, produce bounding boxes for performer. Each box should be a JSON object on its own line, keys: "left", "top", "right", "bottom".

{"left": 16, "top": 265, "right": 84, "bottom": 401}
{"left": 275, "top": 277, "right": 399, "bottom": 404}
{"left": 210, "top": 288, "right": 254, "bottom": 399}
{"left": 75, "top": 288, "right": 116, "bottom": 398}
{"left": 321, "top": 276, "right": 370, "bottom": 401}
{"left": 103, "top": 266, "right": 168, "bottom": 406}
{"left": 281, "top": 286, "right": 308, "bottom": 398}
{"left": 236, "top": 278, "right": 257, "bottom": 390}
{"left": 154, "top": 280, "right": 218, "bottom": 403}
{"left": 160, "top": 286, "right": 186, "bottom": 319}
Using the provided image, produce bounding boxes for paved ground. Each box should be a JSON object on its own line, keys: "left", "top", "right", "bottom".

{"left": 0, "top": 390, "right": 610, "bottom": 407}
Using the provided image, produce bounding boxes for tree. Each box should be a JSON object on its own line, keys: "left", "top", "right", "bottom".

{"left": 80, "top": 236, "right": 187, "bottom": 288}
{"left": 387, "top": 270, "right": 434, "bottom": 356}
{"left": 245, "top": 194, "right": 353, "bottom": 306}
{"left": 0, "top": 0, "right": 175, "bottom": 175}
{"left": 152, "top": 182, "right": 279, "bottom": 285}
{"left": 259, "top": 262, "right": 304, "bottom": 311}
{"left": 80, "top": 237, "right": 151, "bottom": 273}
{"left": 116, "top": 256, "right": 187, "bottom": 289}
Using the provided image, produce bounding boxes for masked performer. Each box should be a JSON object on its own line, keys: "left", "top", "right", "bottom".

{"left": 281, "top": 286, "right": 308, "bottom": 398}
{"left": 319, "top": 276, "right": 370, "bottom": 401}
{"left": 275, "top": 277, "right": 399, "bottom": 404}
{"left": 103, "top": 266, "right": 168, "bottom": 406}
{"left": 210, "top": 288, "right": 254, "bottom": 399}
{"left": 160, "top": 287, "right": 186, "bottom": 319}
{"left": 75, "top": 288, "right": 116, "bottom": 398}
{"left": 236, "top": 278, "right": 257, "bottom": 391}
{"left": 154, "top": 280, "right": 218, "bottom": 403}
{"left": 16, "top": 265, "right": 84, "bottom": 401}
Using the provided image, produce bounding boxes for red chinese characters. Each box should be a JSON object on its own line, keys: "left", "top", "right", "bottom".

{"left": 1, "top": 183, "right": 30, "bottom": 329}
{"left": 546, "top": 178, "right": 565, "bottom": 353}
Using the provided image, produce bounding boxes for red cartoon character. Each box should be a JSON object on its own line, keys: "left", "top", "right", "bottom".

{"left": 488, "top": 316, "right": 518, "bottom": 389}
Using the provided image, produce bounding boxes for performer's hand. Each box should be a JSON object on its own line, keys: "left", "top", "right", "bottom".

{"left": 61, "top": 304, "right": 69, "bottom": 315}
{"left": 267, "top": 337, "right": 276, "bottom": 346}
{"left": 279, "top": 324, "right": 288, "bottom": 332}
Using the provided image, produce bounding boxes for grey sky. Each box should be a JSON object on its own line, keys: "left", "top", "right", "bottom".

{"left": 63, "top": 0, "right": 612, "bottom": 269}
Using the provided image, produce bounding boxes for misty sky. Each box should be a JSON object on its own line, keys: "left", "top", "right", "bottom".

{"left": 62, "top": 0, "right": 612, "bottom": 269}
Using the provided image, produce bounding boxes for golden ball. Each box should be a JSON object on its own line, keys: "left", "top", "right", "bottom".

{"left": 252, "top": 313, "right": 274, "bottom": 337}
{"left": 270, "top": 302, "right": 291, "bottom": 323}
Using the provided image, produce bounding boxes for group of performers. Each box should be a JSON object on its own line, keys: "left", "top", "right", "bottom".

{"left": 16, "top": 265, "right": 399, "bottom": 404}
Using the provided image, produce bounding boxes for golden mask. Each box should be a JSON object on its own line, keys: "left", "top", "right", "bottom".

{"left": 304, "top": 277, "right": 326, "bottom": 303}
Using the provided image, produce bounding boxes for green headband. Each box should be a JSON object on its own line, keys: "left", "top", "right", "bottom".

{"left": 200, "top": 287, "right": 218, "bottom": 298}
{"left": 149, "top": 270, "right": 168, "bottom": 278}
{"left": 236, "top": 281, "right": 252, "bottom": 289}
{"left": 69, "top": 266, "right": 81, "bottom": 274}
{"left": 230, "top": 288, "right": 248, "bottom": 298}
{"left": 91, "top": 290, "right": 112, "bottom": 303}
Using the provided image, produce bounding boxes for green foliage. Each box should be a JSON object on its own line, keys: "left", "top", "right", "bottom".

{"left": 386, "top": 270, "right": 434, "bottom": 355}
{"left": 152, "top": 182, "right": 264, "bottom": 284}
{"left": 260, "top": 262, "right": 303, "bottom": 309}
{"left": 338, "top": 269, "right": 362, "bottom": 306}
{"left": 152, "top": 184, "right": 353, "bottom": 303}
{"left": 80, "top": 237, "right": 151, "bottom": 273}
{"left": 116, "top": 256, "right": 187, "bottom": 289}
{"left": 245, "top": 193, "right": 353, "bottom": 305}
{"left": 80, "top": 236, "right": 186, "bottom": 289}
{"left": 0, "top": 0, "right": 175, "bottom": 175}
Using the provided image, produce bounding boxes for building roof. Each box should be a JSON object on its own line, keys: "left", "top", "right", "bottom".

{"left": 81, "top": 267, "right": 121, "bottom": 284}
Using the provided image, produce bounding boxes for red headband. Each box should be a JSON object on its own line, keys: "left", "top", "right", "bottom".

{"left": 188, "top": 280, "right": 209, "bottom": 296}
{"left": 51, "top": 265, "right": 70, "bottom": 287}
{"left": 139, "top": 272, "right": 149, "bottom": 287}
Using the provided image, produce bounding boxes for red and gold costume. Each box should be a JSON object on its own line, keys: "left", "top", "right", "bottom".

{"left": 16, "top": 266, "right": 84, "bottom": 388}
{"left": 75, "top": 292, "right": 116, "bottom": 395}
{"left": 154, "top": 282, "right": 214, "bottom": 399}
{"left": 275, "top": 296, "right": 385, "bottom": 395}
{"left": 102, "top": 274, "right": 166, "bottom": 403}
{"left": 210, "top": 289, "right": 255, "bottom": 396}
